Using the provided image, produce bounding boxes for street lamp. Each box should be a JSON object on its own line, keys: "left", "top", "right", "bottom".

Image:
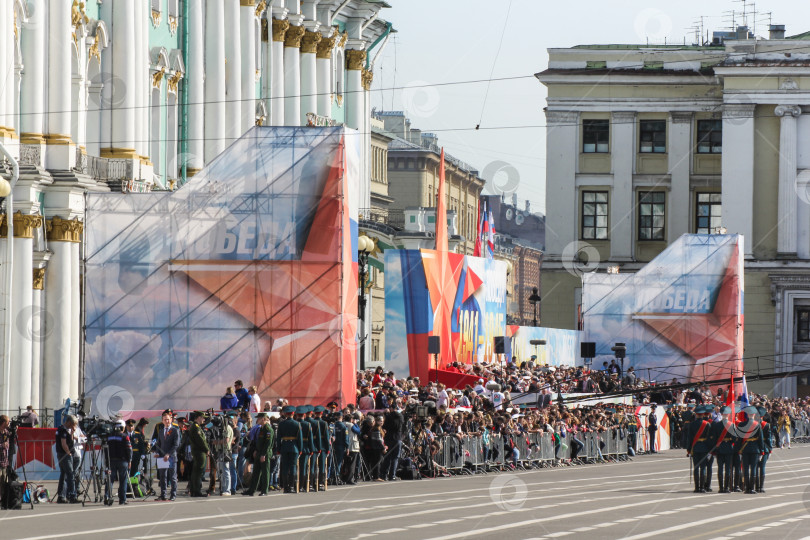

{"left": 528, "top": 286, "right": 541, "bottom": 327}
{"left": 357, "top": 235, "right": 374, "bottom": 371}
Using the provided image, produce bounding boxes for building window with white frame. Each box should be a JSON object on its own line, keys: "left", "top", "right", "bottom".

{"left": 581, "top": 191, "right": 608, "bottom": 240}
{"left": 697, "top": 119, "right": 722, "bottom": 154}
{"left": 695, "top": 193, "right": 721, "bottom": 234}
{"left": 639, "top": 120, "right": 666, "bottom": 153}
{"left": 638, "top": 191, "right": 665, "bottom": 241}
{"left": 582, "top": 119, "right": 609, "bottom": 153}
{"left": 797, "top": 308, "right": 810, "bottom": 342}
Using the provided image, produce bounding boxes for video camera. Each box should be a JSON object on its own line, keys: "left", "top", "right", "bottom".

{"left": 79, "top": 416, "right": 121, "bottom": 438}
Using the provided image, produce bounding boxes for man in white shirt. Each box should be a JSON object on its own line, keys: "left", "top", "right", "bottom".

{"left": 436, "top": 384, "right": 449, "bottom": 409}
{"left": 248, "top": 386, "right": 261, "bottom": 413}
{"left": 491, "top": 387, "right": 505, "bottom": 411}
{"left": 474, "top": 379, "right": 486, "bottom": 395}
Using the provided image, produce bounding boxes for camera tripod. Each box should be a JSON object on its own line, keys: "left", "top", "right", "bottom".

{"left": 78, "top": 435, "right": 114, "bottom": 506}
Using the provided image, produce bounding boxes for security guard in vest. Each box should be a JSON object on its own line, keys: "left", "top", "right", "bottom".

{"left": 305, "top": 405, "right": 322, "bottom": 492}
{"left": 685, "top": 405, "right": 713, "bottom": 493}
{"left": 709, "top": 406, "right": 737, "bottom": 493}
{"left": 755, "top": 406, "right": 773, "bottom": 493}
{"left": 738, "top": 408, "right": 765, "bottom": 494}
{"left": 296, "top": 406, "right": 314, "bottom": 492}
{"left": 277, "top": 405, "right": 302, "bottom": 493}
{"left": 313, "top": 405, "right": 331, "bottom": 490}
{"left": 243, "top": 412, "right": 275, "bottom": 496}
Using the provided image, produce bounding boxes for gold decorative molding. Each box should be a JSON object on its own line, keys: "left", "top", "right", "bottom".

{"left": 301, "top": 30, "right": 322, "bottom": 54}
{"left": 346, "top": 49, "right": 366, "bottom": 71}
{"left": 46, "top": 216, "right": 83, "bottom": 243}
{"left": 20, "top": 132, "right": 45, "bottom": 144}
{"left": 338, "top": 30, "right": 349, "bottom": 49}
{"left": 168, "top": 15, "right": 178, "bottom": 35}
{"left": 0, "top": 127, "right": 17, "bottom": 139}
{"left": 32, "top": 268, "right": 45, "bottom": 290}
{"left": 240, "top": 0, "right": 255, "bottom": 5}
{"left": 43, "top": 133, "right": 72, "bottom": 145}
{"left": 88, "top": 32, "right": 101, "bottom": 63}
{"left": 151, "top": 9, "right": 162, "bottom": 28}
{"left": 151, "top": 67, "right": 166, "bottom": 89}
{"left": 167, "top": 71, "right": 183, "bottom": 93}
{"left": 100, "top": 147, "right": 138, "bottom": 159}
{"left": 317, "top": 34, "right": 337, "bottom": 59}
{"left": 0, "top": 212, "right": 43, "bottom": 239}
{"left": 71, "top": 1, "right": 88, "bottom": 29}
{"left": 13, "top": 9, "right": 17, "bottom": 40}
{"left": 186, "top": 167, "right": 201, "bottom": 177}
{"left": 255, "top": 0, "right": 267, "bottom": 17}
{"left": 336, "top": 94, "right": 343, "bottom": 106}
{"left": 284, "top": 24, "right": 305, "bottom": 48}
{"left": 272, "top": 18, "right": 290, "bottom": 42}
{"left": 361, "top": 68, "right": 374, "bottom": 91}
{"left": 261, "top": 18, "right": 268, "bottom": 42}
{"left": 255, "top": 68, "right": 261, "bottom": 82}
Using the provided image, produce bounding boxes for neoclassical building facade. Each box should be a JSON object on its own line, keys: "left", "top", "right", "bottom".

{"left": 0, "top": 0, "right": 393, "bottom": 411}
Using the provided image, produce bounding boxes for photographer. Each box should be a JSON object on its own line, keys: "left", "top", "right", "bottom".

{"left": 0, "top": 415, "right": 9, "bottom": 507}
{"left": 55, "top": 415, "right": 79, "bottom": 504}
{"left": 107, "top": 420, "right": 133, "bottom": 505}
{"left": 214, "top": 414, "right": 235, "bottom": 496}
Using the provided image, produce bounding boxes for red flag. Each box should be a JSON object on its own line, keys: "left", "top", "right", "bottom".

{"left": 726, "top": 369, "right": 736, "bottom": 422}
{"left": 435, "top": 148, "right": 448, "bottom": 252}
{"left": 473, "top": 199, "right": 482, "bottom": 257}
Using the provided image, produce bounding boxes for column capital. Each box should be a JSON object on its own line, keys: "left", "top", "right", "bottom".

{"left": 361, "top": 68, "right": 374, "bottom": 91}
{"left": 337, "top": 30, "right": 349, "bottom": 49}
{"left": 775, "top": 104, "right": 802, "bottom": 118}
{"left": 301, "top": 29, "right": 322, "bottom": 54}
{"left": 254, "top": 0, "right": 267, "bottom": 17}
{"left": 544, "top": 109, "right": 578, "bottom": 125}
{"left": 271, "top": 18, "right": 290, "bottom": 42}
{"left": 670, "top": 112, "right": 693, "bottom": 124}
{"left": 0, "top": 212, "right": 44, "bottom": 238}
{"left": 284, "top": 24, "right": 306, "bottom": 48}
{"left": 46, "top": 216, "right": 83, "bottom": 243}
{"left": 317, "top": 34, "right": 337, "bottom": 59}
{"left": 346, "top": 49, "right": 366, "bottom": 71}
{"left": 33, "top": 268, "right": 45, "bottom": 290}
{"left": 723, "top": 103, "right": 756, "bottom": 119}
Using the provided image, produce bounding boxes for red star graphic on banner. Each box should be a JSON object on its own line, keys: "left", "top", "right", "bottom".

{"left": 634, "top": 242, "right": 743, "bottom": 381}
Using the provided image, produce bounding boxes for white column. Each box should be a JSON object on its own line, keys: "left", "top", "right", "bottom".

{"left": 270, "top": 18, "right": 288, "bottom": 125}
{"left": 668, "top": 112, "right": 692, "bottom": 239}
{"left": 105, "top": 0, "right": 136, "bottom": 158}
{"left": 204, "top": 0, "right": 226, "bottom": 161}
{"left": 69, "top": 241, "right": 80, "bottom": 398}
{"left": 6, "top": 0, "right": 14, "bottom": 131}
{"left": 187, "top": 0, "right": 204, "bottom": 173}
{"left": 345, "top": 49, "right": 365, "bottom": 130}
{"left": 20, "top": 0, "right": 45, "bottom": 143}
{"left": 776, "top": 105, "right": 801, "bottom": 257}
{"left": 240, "top": 2, "right": 257, "bottom": 133}
{"left": 0, "top": 0, "right": 8, "bottom": 133}
{"left": 799, "top": 172, "right": 810, "bottom": 259}
{"left": 721, "top": 103, "right": 756, "bottom": 258}
{"left": 9, "top": 221, "right": 35, "bottom": 409}
{"left": 86, "top": 80, "right": 103, "bottom": 158}
{"left": 363, "top": 69, "right": 372, "bottom": 209}
{"left": 283, "top": 25, "right": 304, "bottom": 125}
{"left": 43, "top": 237, "right": 72, "bottom": 410}
{"left": 30, "top": 262, "right": 46, "bottom": 410}
{"left": 300, "top": 30, "right": 320, "bottom": 124}
{"left": 610, "top": 111, "right": 635, "bottom": 261}
{"left": 544, "top": 110, "right": 578, "bottom": 258}
{"left": 224, "top": 0, "right": 243, "bottom": 140}
{"left": 46, "top": 0, "right": 74, "bottom": 165}
{"left": 134, "top": 0, "right": 148, "bottom": 162}
{"left": 316, "top": 34, "right": 334, "bottom": 118}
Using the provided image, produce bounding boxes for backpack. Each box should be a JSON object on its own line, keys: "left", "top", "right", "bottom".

{"left": 2, "top": 481, "right": 25, "bottom": 510}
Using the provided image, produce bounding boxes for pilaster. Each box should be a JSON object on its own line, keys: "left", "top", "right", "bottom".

{"left": 776, "top": 104, "right": 801, "bottom": 257}
{"left": 722, "top": 103, "right": 756, "bottom": 258}
{"left": 610, "top": 111, "right": 635, "bottom": 261}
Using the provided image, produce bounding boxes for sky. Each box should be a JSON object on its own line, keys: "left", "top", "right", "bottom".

{"left": 370, "top": 0, "right": 809, "bottom": 216}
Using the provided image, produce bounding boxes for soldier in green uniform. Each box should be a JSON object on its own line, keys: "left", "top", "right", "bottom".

{"left": 188, "top": 411, "right": 210, "bottom": 498}
{"left": 709, "top": 406, "right": 737, "bottom": 493}
{"left": 296, "top": 406, "right": 314, "bottom": 492}
{"left": 242, "top": 413, "right": 275, "bottom": 496}
{"left": 625, "top": 410, "right": 638, "bottom": 457}
{"left": 738, "top": 409, "right": 765, "bottom": 494}
{"left": 305, "top": 406, "right": 322, "bottom": 492}
{"left": 685, "top": 405, "right": 713, "bottom": 493}
{"left": 755, "top": 406, "right": 773, "bottom": 493}
{"left": 313, "top": 406, "right": 331, "bottom": 491}
{"left": 277, "top": 405, "right": 302, "bottom": 493}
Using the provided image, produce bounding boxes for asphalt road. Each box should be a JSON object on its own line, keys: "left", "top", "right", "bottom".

{"left": 3, "top": 446, "right": 810, "bottom": 540}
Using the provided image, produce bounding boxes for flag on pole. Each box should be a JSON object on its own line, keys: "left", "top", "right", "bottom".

{"left": 726, "top": 369, "right": 736, "bottom": 420}
{"left": 473, "top": 199, "right": 482, "bottom": 257}
{"left": 738, "top": 374, "right": 750, "bottom": 407}
{"left": 435, "top": 148, "right": 448, "bottom": 252}
{"left": 486, "top": 202, "right": 496, "bottom": 259}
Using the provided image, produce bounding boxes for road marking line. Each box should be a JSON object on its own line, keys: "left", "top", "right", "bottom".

{"left": 572, "top": 527, "right": 595, "bottom": 532}
{"left": 545, "top": 533, "right": 572, "bottom": 538}
{"left": 408, "top": 524, "right": 434, "bottom": 529}
{"left": 177, "top": 530, "right": 211, "bottom": 535}
{"left": 615, "top": 518, "right": 639, "bottom": 523}
{"left": 376, "top": 528, "right": 407, "bottom": 534}
{"left": 251, "top": 520, "right": 279, "bottom": 525}
{"left": 745, "top": 527, "right": 767, "bottom": 532}
{"left": 764, "top": 521, "right": 787, "bottom": 527}
{"left": 435, "top": 519, "right": 462, "bottom": 524}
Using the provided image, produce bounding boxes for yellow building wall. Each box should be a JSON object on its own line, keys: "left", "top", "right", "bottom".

{"left": 744, "top": 270, "right": 776, "bottom": 395}
{"left": 752, "top": 106, "right": 780, "bottom": 261}
{"left": 540, "top": 270, "right": 581, "bottom": 330}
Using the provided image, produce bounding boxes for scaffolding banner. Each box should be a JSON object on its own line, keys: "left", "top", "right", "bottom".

{"left": 84, "top": 127, "right": 360, "bottom": 413}
{"left": 385, "top": 250, "right": 507, "bottom": 380}
{"left": 506, "top": 326, "right": 581, "bottom": 367}
{"left": 582, "top": 234, "right": 744, "bottom": 383}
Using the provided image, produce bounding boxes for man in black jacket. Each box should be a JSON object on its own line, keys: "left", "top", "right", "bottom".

{"left": 106, "top": 421, "right": 133, "bottom": 505}
{"left": 153, "top": 410, "right": 181, "bottom": 501}
{"left": 383, "top": 401, "right": 404, "bottom": 481}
